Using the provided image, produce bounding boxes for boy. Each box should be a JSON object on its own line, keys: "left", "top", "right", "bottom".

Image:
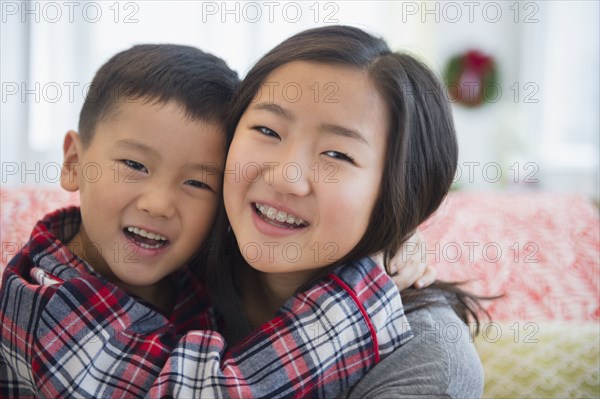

{"left": 0, "top": 43, "right": 239, "bottom": 397}
{"left": 0, "top": 44, "right": 426, "bottom": 398}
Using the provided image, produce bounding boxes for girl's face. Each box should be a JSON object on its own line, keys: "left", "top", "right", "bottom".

{"left": 224, "top": 61, "right": 389, "bottom": 277}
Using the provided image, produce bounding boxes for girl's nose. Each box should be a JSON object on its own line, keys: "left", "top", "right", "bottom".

{"left": 266, "top": 146, "right": 311, "bottom": 197}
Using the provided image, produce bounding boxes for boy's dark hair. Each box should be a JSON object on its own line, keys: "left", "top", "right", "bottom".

{"left": 78, "top": 44, "right": 239, "bottom": 146}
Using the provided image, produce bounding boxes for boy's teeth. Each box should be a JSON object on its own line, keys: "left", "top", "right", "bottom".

{"left": 138, "top": 242, "right": 163, "bottom": 249}
{"left": 255, "top": 203, "right": 306, "bottom": 226}
{"left": 126, "top": 226, "right": 167, "bottom": 241}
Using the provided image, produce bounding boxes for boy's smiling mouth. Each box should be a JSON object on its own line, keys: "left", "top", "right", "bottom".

{"left": 124, "top": 226, "right": 170, "bottom": 249}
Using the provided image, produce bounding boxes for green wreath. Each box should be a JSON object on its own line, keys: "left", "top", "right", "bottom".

{"left": 444, "top": 50, "right": 499, "bottom": 107}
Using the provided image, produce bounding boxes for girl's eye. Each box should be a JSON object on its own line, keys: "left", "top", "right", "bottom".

{"left": 253, "top": 126, "right": 280, "bottom": 139}
{"left": 123, "top": 159, "right": 147, "bottom": 173}
{"left": 323, "top": 150, "right": 355, "bottom": 164}
{"left": 185, "top": 180, "right": 211, "bottom": 190}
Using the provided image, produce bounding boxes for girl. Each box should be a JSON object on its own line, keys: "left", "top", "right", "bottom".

{"left": 150, "top": 25, "right": 483, "bottom": 397}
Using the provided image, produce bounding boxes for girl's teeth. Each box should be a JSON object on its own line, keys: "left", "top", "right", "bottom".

{"left": 255, "top": 203, "right": 306, "bottom": 226}
{"left": 276, "top": 211, "right": 287, "bottom": 222}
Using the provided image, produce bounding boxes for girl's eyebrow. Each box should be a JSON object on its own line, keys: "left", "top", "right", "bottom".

{"left": 252, "top": 102, "right": 368, "bottom": 145}
{"left": 252, "top": 102, "right": 294, "bottom": 121}
{"left": 319, "top": 123, "right": 368, "bottom": 145}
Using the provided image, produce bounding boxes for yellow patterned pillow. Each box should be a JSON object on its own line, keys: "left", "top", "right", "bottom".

{"left": 475, "top": 322, "right": 599, "bottom": 398}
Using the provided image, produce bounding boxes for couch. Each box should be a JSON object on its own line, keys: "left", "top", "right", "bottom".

{"left": 1, "top": 186, "right": 599, "bottom": 398}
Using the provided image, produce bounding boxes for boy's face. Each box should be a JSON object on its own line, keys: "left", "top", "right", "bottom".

{"left": 61, "top": 100, "right": 225, "bottom": 290}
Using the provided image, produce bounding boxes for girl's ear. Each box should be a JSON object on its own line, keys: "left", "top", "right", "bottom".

{"left": 60, "top": 130, "right": 83, "bottom": 192}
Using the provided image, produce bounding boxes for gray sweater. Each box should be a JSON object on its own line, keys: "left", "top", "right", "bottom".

{"left": 341, "top": 298, "right": 484, "bottom": 399}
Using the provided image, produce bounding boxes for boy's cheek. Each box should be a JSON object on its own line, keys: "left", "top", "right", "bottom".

{"left": 184, "top": 200, "right": 220, "bottom": 243}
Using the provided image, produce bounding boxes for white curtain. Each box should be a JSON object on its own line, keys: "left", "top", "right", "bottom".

{"left": 1, "top": 1, "right": 598, "bottom": 197}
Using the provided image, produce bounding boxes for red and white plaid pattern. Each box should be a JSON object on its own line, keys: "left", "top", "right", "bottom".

{"left": 0, "top": 207, "right": 412, "bottom": 398}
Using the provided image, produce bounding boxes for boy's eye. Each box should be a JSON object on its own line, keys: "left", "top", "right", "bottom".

{"left": 185, "top": 180, "right": 211, "bottom": 190}
{"left": 253, "top": 126, "right": 280, "bottom": 139}
{"left": 323, "top": 150, "right": 355, "bottom": 164}
{"left": 123, "top": 159, "right": 147, "bottom": 172}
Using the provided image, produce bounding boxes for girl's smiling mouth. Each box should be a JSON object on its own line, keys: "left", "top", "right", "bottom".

{"left": 253, "top": 202, "right": 309, "bottom": 229}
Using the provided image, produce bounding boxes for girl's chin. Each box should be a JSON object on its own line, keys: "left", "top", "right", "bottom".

{"left": 244, "top": 258, "right": 322, "bottom": 279}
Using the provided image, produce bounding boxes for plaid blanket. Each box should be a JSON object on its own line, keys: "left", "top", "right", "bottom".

{"left": 0, "top": 207, "right": 412, "bottom": 398}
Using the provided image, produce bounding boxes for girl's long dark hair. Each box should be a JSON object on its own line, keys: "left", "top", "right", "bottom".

{"left": 204, "top": 25, "right": 489, "bottom": 343}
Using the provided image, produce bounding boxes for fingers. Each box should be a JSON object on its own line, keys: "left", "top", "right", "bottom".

{"left": 413, "top": 264, "right": 436, "bottom": 289}
{"left": 371, "top": 229, "right": 437, "bottom": 291}
{"left": 390, "top": 255, "right": 426, "bottom": 291}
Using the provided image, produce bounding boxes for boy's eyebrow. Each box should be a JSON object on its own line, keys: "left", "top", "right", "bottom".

{"left": 252, "top": 102, "right": 368, "bottom": 145}
{"left": 116, "top": 139, "right": 160, "bottom": 158}
{"left": 116, "top": 139, "right": 222, "bottom": 174}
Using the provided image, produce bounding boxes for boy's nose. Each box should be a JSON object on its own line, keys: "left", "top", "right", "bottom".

{"left": 136, "top": 185, "right": 176, "bottom": 219}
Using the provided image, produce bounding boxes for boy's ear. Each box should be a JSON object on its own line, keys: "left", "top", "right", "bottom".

{"left": 60, "top": 130, "right": 82, "bottom": 192}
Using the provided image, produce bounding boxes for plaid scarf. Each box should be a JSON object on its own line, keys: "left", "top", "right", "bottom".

{"left": 1, "top": 207, "right": 412, "bottom": 398}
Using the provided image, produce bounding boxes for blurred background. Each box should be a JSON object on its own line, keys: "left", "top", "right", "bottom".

{"left": 1, "top": 0, "right": 599, "bottom": 198}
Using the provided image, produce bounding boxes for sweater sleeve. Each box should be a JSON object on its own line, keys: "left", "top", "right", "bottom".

{"left": 338, "top": 298, "right": 484, "bottom": 399}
